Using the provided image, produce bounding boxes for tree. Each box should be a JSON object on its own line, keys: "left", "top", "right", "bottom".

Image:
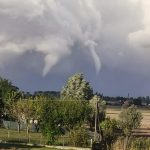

{"left": 0, "top": 77, "right": 20, "bottom": 104}
{"left": 89, "top": 95, "right": 106, "bottom": 142}
{"left": 0, "top": 77, "right": 22, "bottom": 121}
{"left": 40, "top": 100, "right": 64, "bottom": 144}
{"left": 61, "top": 73, "right": 93, "bottom": 100}
{"left": 9, "top": 100, "right": 33, "bottom": 135}
{"left": 40, "top": 99, "right": 92, "bottom": 144}
{"left": 9, "top": 101, "right": 23, "bottom": 133}
{"left": 100, "top": 118, "right": 121, "bottom": 150}
{"left": 119, "top": 105, "right": 143, "bottom": 150}
{"left": 59, "top": 100, "right": 92, "bottom": 129}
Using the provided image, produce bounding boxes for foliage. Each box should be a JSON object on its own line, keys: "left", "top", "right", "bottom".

{"left": 59, "top": 100, "right": 92, "bottom": 129}
{"left": 89, "top": 95, "right": 106, "bottom": 130}
{"left": 0, "top": 77, "right": 22, "bottom": 121}
{"left": 68, "top": 126, "right": 89, "bottom": 147}
{"left": 130, "top": 137, "right": 150, "bottom": 150}
{"left": 133, "top": 99, "right": 142, "bottom": 106}
{"left": 100, "top": 118, "right": 121, "bottom": 150}
{"left": 8, "top": 100, "right": 42, "bottom": 132}
{"left": 34, "top": 91, "right": 60, "bottom": 99}
{"left": 119, "top": 105, "right": 143, "bottom": 150}
{"left": 30, "top": 100, "right": 44, "bottom": 119}
{"left": 9, "top": 100, "right": 34, "bottom": 135}
{"left": 40, "top": 100, "right": 64, "bottom": 144}
{"left": 0, "top": 97, "right": 4, "bottom": 118}
{"left": 40, "top": 100, "right": 92, "bottom": 144}
{"left": 119, "top": 105, "right": 143, "bottom": 136}
{"left": 0, "top": 77, "right": 21, "bottom": 104}
{"left": 61, "top": 73, "right": 93, "bottom": 100}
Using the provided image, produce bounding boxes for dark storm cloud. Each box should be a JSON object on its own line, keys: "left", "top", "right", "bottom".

{"left": 0, "top": 0, "right": 150, "bottom": 96}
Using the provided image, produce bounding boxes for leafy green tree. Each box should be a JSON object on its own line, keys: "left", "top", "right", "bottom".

{"left": 119, "top": 105, "right": 143, "bottom": 150}
{"left": 61, "top": 73, "right": 93, "bottom": 100}
{"left": 63, "top": 100, "right": 92, "bottom": 129}
{"left": 40, "top": 99, "right": 92, "bottom": 144}
{"left": 10, "top": 100, "right": 33, "bottom": 135}
{"left": 0, "top": 77, "right": 22, "bottom": 121}
{"left": 40, "top": 100, "right": 64, "bottom": 144}
{"left": 9, "top": 101, "right": 23, "bottom": 133}
{"left": 0, "top": 77, "right": 20, "bottom": 104}
{"left": 100, "top": 118, "right": 121, "bottom": 150}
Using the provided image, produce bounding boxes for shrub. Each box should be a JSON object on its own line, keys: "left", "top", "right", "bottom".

{"left": 68, "top": 126, "right": 90, "bottom": 147}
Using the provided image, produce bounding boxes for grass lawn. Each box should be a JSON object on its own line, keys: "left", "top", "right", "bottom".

{"left": 0, "top": 128, "right": 70, "bottom": 149}
{"left": 0, "top": 128, "right": 47, "bottom": 145}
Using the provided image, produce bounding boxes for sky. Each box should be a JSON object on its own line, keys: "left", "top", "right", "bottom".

{"left": 0, "top": 0, "right": 150, "bottom": 97}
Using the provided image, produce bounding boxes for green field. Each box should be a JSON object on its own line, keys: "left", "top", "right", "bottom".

{"left": 0, "top": 128, "right": 70, "bottom": 150}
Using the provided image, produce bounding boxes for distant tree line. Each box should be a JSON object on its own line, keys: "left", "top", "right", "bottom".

{"left": 103, "top": 96, "right": 150, "bottom": 107}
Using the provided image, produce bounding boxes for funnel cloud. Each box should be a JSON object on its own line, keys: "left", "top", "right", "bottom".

{"left": 0, "top": 0, "right": 150, "bottom": 96}
{"left": 0, "top": 0, "right": 102, "bottom": 75}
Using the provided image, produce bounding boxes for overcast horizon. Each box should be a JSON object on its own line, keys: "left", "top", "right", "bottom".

{"left": 0, "top": 0, "right": 150, "bottom": 97}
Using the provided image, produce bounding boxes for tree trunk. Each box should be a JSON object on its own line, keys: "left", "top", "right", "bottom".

{"left": 34, "top": 123, "right": 39, "bottom": 132}
{"left": 17, "top": 121, "right": 21, "bottom": 133}
{"left": 26, "top": 124, "right": 29, "bottom": 135}
{"left": 26, "top": 123, "right": 30, "bottom": 143}
{"left": 124, "top": 136, "right": 129, "bottom": 150}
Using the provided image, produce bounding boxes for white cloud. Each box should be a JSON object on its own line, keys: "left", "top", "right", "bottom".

{"left": 0, "top": 0, "right": 102, "bottom": 75}
{"left": 129, "top": 0, "right": 150, "bottom": 48}
{"left": 0, "top": 0, "right": 150, "bottom": 77}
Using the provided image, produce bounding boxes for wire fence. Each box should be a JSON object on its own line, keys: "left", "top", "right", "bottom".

{"left": 3, "top": 120, "right": 27, "bottom": 130}
{"left": 0, "top": 120, "right": 47, "bottom": 145}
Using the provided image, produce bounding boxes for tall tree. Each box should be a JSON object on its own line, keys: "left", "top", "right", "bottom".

{"left": 89, "top": 95, "right": 106, "bottom": 142}
{"left": 0, "top": 77, "right": 22, "bottom": 121}
{"left": 9, "top": 100, "right": 33, "bottom": 135}
{"left": 0, "top": 77, "right": 21, "bottom": 104}
{"left": 9, "top": 101, "right": 23, "bottom": 133}
{"left": 61, "top": 73, "right": 93, "bottom": 100}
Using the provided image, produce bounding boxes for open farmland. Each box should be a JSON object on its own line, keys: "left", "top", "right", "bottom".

{"left": 106, "top": 106, "right": 150, "bottom": 137}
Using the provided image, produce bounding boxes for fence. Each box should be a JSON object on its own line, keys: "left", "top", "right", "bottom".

{"left": 0, "top": 128, "right": 47, "bottom": 145}
{"left": 2, "top": 120, "right": 38, "bottom": 132}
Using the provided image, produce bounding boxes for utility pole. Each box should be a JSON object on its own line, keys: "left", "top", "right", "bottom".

{"left": 128, "top": 93, "right": 130, "bottom": 99}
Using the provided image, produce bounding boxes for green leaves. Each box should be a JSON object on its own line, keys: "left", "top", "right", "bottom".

{"left": 100, "top": 118, "right": 121, "bottom": 150}
{"left": 0, "top": 77, "right": 20, "bottom": 103}
{"left": 40, "top": 100, "right": 92, "bottom": 144}
{"left": 119, "top": 105, "right": 143, "bottom": 136}
{"left": 68, "top": 126, "right": 89, "bottom": 147}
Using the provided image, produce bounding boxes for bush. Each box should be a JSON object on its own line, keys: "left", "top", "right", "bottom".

{"left": 130, "top": 137, "right": 150, "bottom": 150}
{"left": 68, "top": 126, "right": 90, "bottom": 147}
